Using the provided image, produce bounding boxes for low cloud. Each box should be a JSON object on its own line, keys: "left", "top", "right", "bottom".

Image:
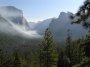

{"left": 0, "top": 6, "right": 42, "bottom": 38}
{"left": 0, "top": 20, "right": 42, "bottom": 38}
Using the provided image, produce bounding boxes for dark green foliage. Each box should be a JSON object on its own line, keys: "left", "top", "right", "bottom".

{"left": 57, "top": 49, "right": 72, "bottom": 67}
{"left": 66, "top": 29, "right": 72, "bottom": 59}
{"left": 0, "top": 49, "right": 5, "bottom": 67}
{"left": 38, "top": 28, "right": 58, "bottom": 67}
{"left": 72, "top": 0, "right": 90, "bottom": 29}
{"left": 12, "top": 51, "right": 24, "bottom": 67}
{"left": 27, "top": 50, "right": 39, "bottom": 67}
{"left": 0, "top": 30, "right": 90, "bottom": 67}
{"left": 65, "top": 29, "right": 73, "bottom": 66}
{"left": 0, "top": 49, "right": 13, "bottom": 67}
{"left": 13, "top": 52, "right": 22, "bottom": 67}
{"left": 72, "top": 35, "right": 90, "bottom": 67}
{"left": 70, "top": 0, "right": 90, "bottom": 66}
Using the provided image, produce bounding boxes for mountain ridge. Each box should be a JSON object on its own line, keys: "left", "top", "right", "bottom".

{"left": 0, "top": 6, "right": 88, "bottom": 41}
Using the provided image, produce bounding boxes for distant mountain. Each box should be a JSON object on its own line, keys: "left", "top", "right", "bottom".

{"left": 0, "top": 6, "right": 88, "bottom": 44}
{"left": 49, "top": 12, "right": 88, "bottom": 41}
{"left": 0, "top": 6, "right": 89, "bottom": 52}
{"left": 29, "top": 22, "right": 37, "bottom": 30}
{"left": 0, "top": 6, "right": 30, "bottom": 30}
{"left": 0, "top": 6, "right": 39, "bottom": 38}
{"left": 0, "top": 6, "right": 41, "bottom": 52}
{"left": 29, "top": 12, "right": 88, "bottom": 42}
{"left": 29, "top": 18, "right": 53, "bottom": 35}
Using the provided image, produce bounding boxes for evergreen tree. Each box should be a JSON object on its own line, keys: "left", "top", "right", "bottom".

{"left": 73, "top": 36, "right": 90, "bottom": 67}
{"left": 57, "top": 50, "right": 64, "bottom": 67}
{"left": 0, "top": 49, "right": 13, "bottom": 67}
{"left": 65, "top": 29, "right": 73, "bottom": 66}
{"left": 38, "top": 28, "right": 58, "bottom": 67}
{"left": 0, "top": 49, "right": 5, "bottom": 67}
{"left": 71, "top": 0, "right": 90, "bottom": 66}
{"left": 57, "top": 49, "right": 70, "bottom": 67}
{"left": 79, "top": 35, "right": 90, "bottom": 67}
{"left": 66, "top": 29, "right": 72, "bottom": 58}
{"left": 27, "top": 50, "right": 39, "bottom": 67}
{"left": 13, "top": 51, "right": 23, "bottom": 67}
{"left": 72, "top": 0, "right": 90, "bottom": 29}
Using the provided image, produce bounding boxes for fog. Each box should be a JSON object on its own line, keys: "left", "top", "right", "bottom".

{"left": 0, "top": 6, "right": 42, "bottom": 38}
{"left": 0, "top": 17, "right": 42, "bottom": 38}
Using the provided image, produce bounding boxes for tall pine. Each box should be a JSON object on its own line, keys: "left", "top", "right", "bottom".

{"left": 39, "top": 28, "right": 58, "bottom": 67}
{"left": 13, "top": 51, "right": 23, "bottom": 67}
{"left": 65, "top": 29, "right": 72, "bottom": 66}
{"left": 0, "top": 49, "right": 5, "bottom": 67}
{"left": 72, "top": 0, "right": 90, "bottom": 29}
{"left": 66, "top": 29, "right": 72, "bottom": 60}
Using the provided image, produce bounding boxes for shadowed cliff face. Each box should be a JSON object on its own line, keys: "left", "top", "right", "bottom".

{"left": 0, "top": 6, "right": 29, "bottom": 29}
{"left": 49, "top": 12, "right": 88, "bottom": 41}
{"left": 29, "top": 12, "right": 88, "bottom": 41}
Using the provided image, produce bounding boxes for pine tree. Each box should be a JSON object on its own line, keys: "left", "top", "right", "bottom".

{"left": 28, "top": 50, "right": 38, "bottom": 67}
{"left": 38, "top": 44, "right": 43, "bottom": 67}
{"left": 65, "top": 29, "right": 73, "bottom": 66}
{"left": 66, "top": 29, "right": 72, "bottom": 60}
{"left": 13, "top": 51, "right": 23, "bottom": 67}
{"left": 0, "top": 49, "right": 13, "bottom": 67}
{"left": 71, "top": 0, "right": 90, "bottom": 66}
{"left": 57, "top": 50, "right": 64, "bottom": 67}
{"left": 72, "top": 0, "right": 90, "bottom": 29}
{"left": 0, "top": 49, "right": 5, "bottom": 67}
{"left": 38, "top": 28, "right": 58, "bottom": 67}
{"left": 79, "top": 35, "right": 90, "bottom": 67}
{"left": 73, "top": 36, "right": 90, "bottom": 67}
{"left": 57, "top": 49, "right": 70, "bottom": 67}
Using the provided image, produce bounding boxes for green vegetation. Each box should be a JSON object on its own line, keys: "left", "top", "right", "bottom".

{"left": 0, "top": 28, "right": 90, "bottom": 67}
{"left": 38, "top": 28, "right": 58, "bottom": 67}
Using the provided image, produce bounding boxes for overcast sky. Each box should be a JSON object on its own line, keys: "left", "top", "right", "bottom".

{"left": 0, "top": 0, "right": 84, "bottom": 22}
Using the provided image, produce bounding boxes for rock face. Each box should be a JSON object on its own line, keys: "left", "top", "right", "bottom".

{"left": 33, "top": 18, "right": 53, "bottom": 35}
{"left": 0, "top": 6, "right": 41, "bottom": 52}
{"left": 29, "top": 18, "right": 53, "bottom": 35}
{"left": 29, "top": 12, "right": 88, "bottom": 41}
{"left": 49, "top": 12, "right": 88, "bottom": 41}
{"left": 0, "top": 6, "right": 88, "bottom": 42}
{"left": 0, "top": 6, "right": 30, "bottom": 30}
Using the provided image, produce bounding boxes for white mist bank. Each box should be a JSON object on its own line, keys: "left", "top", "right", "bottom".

{"left": 0, "top": 18, "right": 42, "bottom": 38}
{"left": 13, "top": 23, "right": 42, "bottom": 38}
{"left": 0, "top": 6, "right": 42, "bottom": 38}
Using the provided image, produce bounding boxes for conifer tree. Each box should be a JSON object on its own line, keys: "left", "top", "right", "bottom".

{"left": 0, "top": 49, "right": 13, "bottom": 67}
{"left": 57, "top": 50, "right": 70, "bottom": 67}
{"left": 0, "top": 49, "right": 5, "bottom": 67}
{"left": 39, "top": 28, "right": 58, "bottom": 67}
{"left": 13, "top": 51, "right": 23, "bottom": 67}
{"left": 71, "top": 0, "right": 90, "bottom": 66}
{"left": 72, "top": 0, "right": 90, "bottom": 29}
{"left": 66, "top": 29, "right": 72, "bottom": 60}
{"left": 79, "top": 35, "right": 90, "bottom": 66}
{"left": 72, "top": 35, "right": 90, "bottom": 67}
{"left": 28, "top": 50, "right": 38, "bottom": 67}
{"left": 65, "top": 29, "right": 73, "bottom": 66}
{"left": 57, "top": 50, "right": 64, "bottom": 67}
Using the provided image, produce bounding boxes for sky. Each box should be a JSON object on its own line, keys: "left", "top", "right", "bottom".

{"left": 0, "top": 0, "right": 85, "bottom": 22}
